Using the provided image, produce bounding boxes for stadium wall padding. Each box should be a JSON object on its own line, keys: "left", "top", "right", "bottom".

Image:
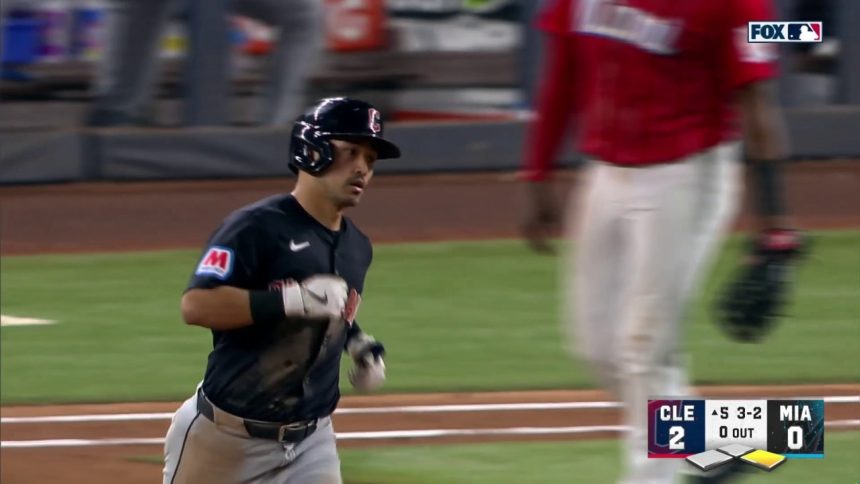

{"left": 1, "top": 107, "right": 858, "bottom": 184}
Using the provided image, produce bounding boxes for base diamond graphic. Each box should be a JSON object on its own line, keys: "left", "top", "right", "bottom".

{"left": 686, "top": 450, "right": 734, "bottom": 471}
{"left": 718, "top": 443, "right": 754, "bottom": 458}
{"left": 740, "top": 450, "right": 787, "bottom": 471}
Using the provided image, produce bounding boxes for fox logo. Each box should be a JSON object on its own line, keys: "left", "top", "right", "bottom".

{"left": 748, "top": 22, "right": 822, "bottom": 43}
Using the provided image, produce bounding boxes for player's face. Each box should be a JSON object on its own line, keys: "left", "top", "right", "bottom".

{"left": 322, "top": 138, "right": 377, "bottom": 207}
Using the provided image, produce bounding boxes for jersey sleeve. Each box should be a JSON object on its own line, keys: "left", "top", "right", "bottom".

{"left": 520, "top": 29, "right": 579, "bottom": 181}
{"left": 535, "top": 0, "right": 572, "bottom": 34}
{"left": 187, "top": 211, "right": 265, "bottom": 290}
{"left": 720, "top": 0, "right": 779, "bottom": 89}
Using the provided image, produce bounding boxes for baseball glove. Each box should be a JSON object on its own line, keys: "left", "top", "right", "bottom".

{"left": 715, "top": 228, "right": 808, "bottom": 342}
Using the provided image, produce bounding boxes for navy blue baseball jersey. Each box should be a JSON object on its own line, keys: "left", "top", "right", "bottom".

{"left": 187, "top": 194, "right": 372, "bottom": 422}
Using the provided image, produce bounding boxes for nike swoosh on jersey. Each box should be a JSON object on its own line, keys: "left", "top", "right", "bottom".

{"left": 290, "top": 240, "right": 311, "bottom": 252}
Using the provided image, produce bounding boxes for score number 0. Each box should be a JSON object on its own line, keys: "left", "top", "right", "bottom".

{"left": 788, "top": 426, "right": 804, "bottom": 450}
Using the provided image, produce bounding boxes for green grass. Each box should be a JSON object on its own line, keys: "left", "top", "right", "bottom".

{"left": 130, "top": 432, "right": 860, "bottom": 484}
{"left": 2, "top": 232, "right": 859, "bottom": 404}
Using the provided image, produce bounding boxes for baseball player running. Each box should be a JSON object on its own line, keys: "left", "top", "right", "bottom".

{"left": 163, "top": 97, "right": 398, "bottom": 484}
{"left": 521, "top": 0, "right": 804, "bottom": 483}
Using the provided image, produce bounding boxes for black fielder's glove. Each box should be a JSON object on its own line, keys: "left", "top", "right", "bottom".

{"left": 715, "top": 228, "right": 808, "bottom": 342}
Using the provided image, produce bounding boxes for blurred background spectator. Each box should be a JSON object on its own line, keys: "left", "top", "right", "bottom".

{"left": 0, "top": 0, "right": 857, "bottom": 185}
{"left": 783, "top": 0, "right": 839, "bottom": 106}
{"left": 792, "top": 0, "right": 837, "bottom": 61}
{"left": 85, "top": 0, "right": 323, "bottom": 127}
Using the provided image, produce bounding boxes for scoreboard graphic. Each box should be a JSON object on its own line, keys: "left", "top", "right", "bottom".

{"left": 648, "top": 399, "right": 824, "bottom": 472}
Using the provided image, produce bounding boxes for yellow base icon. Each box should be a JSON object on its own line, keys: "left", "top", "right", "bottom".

{"left": 740, "top": 450, "right": 787, "bottom": 471}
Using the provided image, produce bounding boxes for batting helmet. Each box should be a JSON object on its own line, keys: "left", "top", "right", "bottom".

{"left": 289, "top": 97, "right": 401, "bottom": 175}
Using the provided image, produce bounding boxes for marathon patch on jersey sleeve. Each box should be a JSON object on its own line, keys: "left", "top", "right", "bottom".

{"left": 196, "top": 246, "right": 234, "bottom": 279}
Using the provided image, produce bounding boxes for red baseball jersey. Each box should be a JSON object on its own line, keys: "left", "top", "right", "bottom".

{"left": 522, "top": 0, "right": 778, "bottom": 180}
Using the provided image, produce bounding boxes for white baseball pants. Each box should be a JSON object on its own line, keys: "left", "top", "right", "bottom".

{"left": 564, "top": 141, "right": 743, "bottom": 484}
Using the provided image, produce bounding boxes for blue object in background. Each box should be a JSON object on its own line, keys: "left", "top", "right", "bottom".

{"left": 2, "top": 18, "right": 43, "bottom": 65}
{"left": 70, "top": 4, "right": 105, "bottom": 60}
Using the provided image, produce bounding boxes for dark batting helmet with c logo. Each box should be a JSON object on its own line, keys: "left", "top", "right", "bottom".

{"left": 289, "top": 97, "right": 401, "bottom": 175}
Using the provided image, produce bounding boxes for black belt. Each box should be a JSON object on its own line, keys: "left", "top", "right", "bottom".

{"left": 196, "top": 389, "right": 318, "bottom": 443}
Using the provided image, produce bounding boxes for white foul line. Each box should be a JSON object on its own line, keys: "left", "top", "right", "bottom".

{"left": 825, "top": 419, "right": 860, "bottom": 428}
{"left": 0, "top": 425, "right": 627, "bottom": 448}
{"left": 325, "top": 401, "right": 622, "bottom": 415}
{"left": 3, "top": 421, "right": 859, "bottom": 449}
{"left": 3, "top": 395, "right": 857, "bottom": 424}
{"left": 0, "top": 315, "right": 56, "bottom": 327}
{"left": 1, "top": 438, "right": 166, "bottom": 449}
{"left": 0, "top": 402, "right": 621, "bottom": 424}
{"left": 1, "top": 413, "right": 176, "bottom": 424}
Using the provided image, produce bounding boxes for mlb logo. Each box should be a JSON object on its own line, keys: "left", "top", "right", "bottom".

{"left": 196, "top": 246, "right": 234, "bottom": 279}
{"left": 748, "top": 22, "right": 822, "bottom": 43}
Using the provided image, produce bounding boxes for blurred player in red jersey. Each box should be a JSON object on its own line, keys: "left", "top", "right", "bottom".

{"left": 521, "top": 0, "right": 802, "bottom": 482}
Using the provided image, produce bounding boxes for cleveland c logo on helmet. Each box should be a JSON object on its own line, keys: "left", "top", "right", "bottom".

{"left": 288, "top": 98, "right": 401, "bottom": 176}
{"left": 368, "top": 108, "right": 381, "bottom": 134}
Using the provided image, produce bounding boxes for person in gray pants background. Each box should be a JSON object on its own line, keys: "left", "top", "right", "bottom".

{"left": 86, "top": 0, "right": 322, "bottom": 126}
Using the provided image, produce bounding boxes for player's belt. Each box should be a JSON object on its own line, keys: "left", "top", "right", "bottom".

{"left": 196, "top": 388, "right": 319, "bottom": 443}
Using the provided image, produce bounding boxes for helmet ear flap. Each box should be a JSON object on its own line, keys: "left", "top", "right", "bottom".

{"left": 289, "top": 123, "right": 335, "bottom": 175}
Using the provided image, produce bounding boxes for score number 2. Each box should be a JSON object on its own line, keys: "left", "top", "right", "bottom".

{"left": 669, "top": 426, "right": 685, "bottom": 450}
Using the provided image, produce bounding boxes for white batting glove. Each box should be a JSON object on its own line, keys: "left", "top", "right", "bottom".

{"left": 281, "top": 275, "right": 348, "bottom": 320}
{"left": 347, "top": 332, "right": 386, "bottom": 392}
